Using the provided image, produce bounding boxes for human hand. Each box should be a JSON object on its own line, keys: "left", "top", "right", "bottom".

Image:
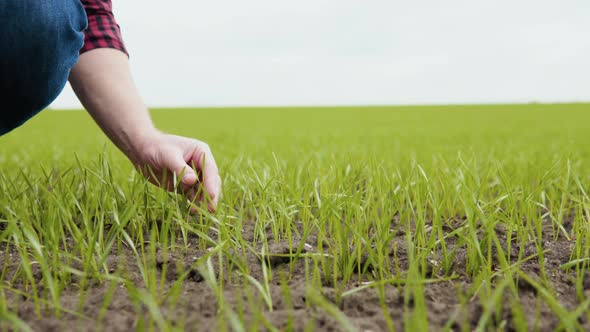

{"left": 69, "top": 50, "right": 221, "bottom": 211}
{"left": 130, "top": 131, "right": 221, "bottom": 212}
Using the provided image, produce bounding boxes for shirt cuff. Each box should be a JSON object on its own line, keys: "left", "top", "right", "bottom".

{"left": 80, "top": 6, "right": 129, "bottom": 56}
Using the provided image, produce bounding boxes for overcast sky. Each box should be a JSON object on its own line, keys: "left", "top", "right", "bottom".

{"left": 52, "top": 0, "right": 590, "bottom": 109}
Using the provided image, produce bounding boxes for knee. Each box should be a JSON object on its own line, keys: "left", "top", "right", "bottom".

{"left": 28, "top": 1, "right": 87, "bottom": 104}
{"left": 26, "top": 0, "right": 88, "bottom": 71}
{"left": 0, "top": 0, "right": 87, "bottom": 132}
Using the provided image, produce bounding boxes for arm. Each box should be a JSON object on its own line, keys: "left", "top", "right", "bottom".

{"left": 72, "top": 0, "right": 221, "bottom": 211}
{"left": 69, "top": 49, "right": 220, "bottom": 212}
{"left": 69, "top": 49, "right": 154, "bottom": 160}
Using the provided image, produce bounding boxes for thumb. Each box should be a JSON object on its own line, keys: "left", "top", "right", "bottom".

{"left": 180, "top": 166, "right": 198, "bottom": 186}
{"left": 166, "top": 152, "right": 197, "bottom": 187}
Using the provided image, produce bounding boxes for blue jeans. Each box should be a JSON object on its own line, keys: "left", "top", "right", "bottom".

{"left": 0, "top": 0, "right": 87, "bottom": 135}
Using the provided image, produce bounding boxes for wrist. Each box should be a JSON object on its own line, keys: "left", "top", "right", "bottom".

{"left": 122, "top": 126, "right": 161, "bottom": 165}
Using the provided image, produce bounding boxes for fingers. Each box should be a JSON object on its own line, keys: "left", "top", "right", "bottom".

{"left": 136, "top": 134, "right": 221, "bottom": 214}
{"left": 194, "top": 143, "right": 221, "bottom": 212}
{"left": 186, "top": 182, "right": 217, "bottom": 214}
{"left": 162, "top": 148, "right": 198, "bottom": 191}
{"left": 157, "top": 138, "right": 221, "bottom": 213}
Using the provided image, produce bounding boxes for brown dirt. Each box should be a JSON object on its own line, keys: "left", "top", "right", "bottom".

{"left": 1, "top": 215, "right": 589, "bottom": 332}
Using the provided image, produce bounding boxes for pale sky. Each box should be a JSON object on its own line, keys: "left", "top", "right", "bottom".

{"left": 52, "top": 0, "right": 590, "bottom": 109}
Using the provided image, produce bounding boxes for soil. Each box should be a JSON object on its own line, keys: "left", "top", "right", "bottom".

{"left": 1, "top": 214, "right": 588, "bottom": 332}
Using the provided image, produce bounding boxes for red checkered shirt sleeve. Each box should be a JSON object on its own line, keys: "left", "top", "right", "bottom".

{"left": 80, "top": 0, "right": 128, "bottom": 56}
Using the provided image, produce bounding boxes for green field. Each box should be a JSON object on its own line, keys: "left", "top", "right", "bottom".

{"left": 1, "top": 104, "right": 590, "bottom": 331}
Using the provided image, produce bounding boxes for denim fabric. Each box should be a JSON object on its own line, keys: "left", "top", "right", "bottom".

{"left": 0, "top": 0, "right": 87, "bottom": 135}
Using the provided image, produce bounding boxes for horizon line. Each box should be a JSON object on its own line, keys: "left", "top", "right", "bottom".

{"left": 48, "top": 101, "right": 590, "bottom": 111}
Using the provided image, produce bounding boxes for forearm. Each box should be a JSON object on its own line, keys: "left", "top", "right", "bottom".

{"left": 69, "top": 48, "right": 156, "bottom": 162}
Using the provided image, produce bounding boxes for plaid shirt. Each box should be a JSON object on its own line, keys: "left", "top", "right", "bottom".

{"left": 80, "top": 0, "right": 128, "bottom": 56}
